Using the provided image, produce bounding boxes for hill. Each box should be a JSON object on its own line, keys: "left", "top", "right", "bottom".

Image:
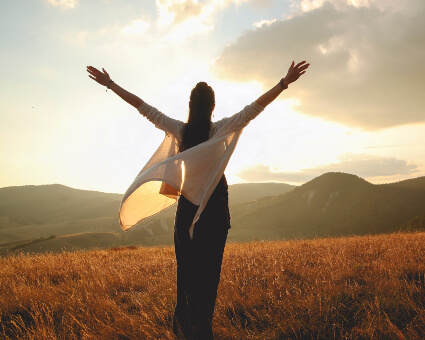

{"left": 1, "top": 172, "right": 425, "bottom": 255}
{"left": 227, "top": 182, "right": 294, "bottom": 204}
{"left": 0, "top": 182, "right": 294, "bottom": 229}
{"left": 0, "top": 184, "right": 121, "bottom": 228}
{"left": 1, "top": 232, "right": 424, "bottom": 339}
{"left": 0, "top": 182, "right": 294, "bottom": 255}
{"left": 229, "top": 172, "right": 425, "bottom": 241}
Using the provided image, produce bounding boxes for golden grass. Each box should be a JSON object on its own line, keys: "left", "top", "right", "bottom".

{"left": 1, "top": 232, "right": 425, "bottom": 339}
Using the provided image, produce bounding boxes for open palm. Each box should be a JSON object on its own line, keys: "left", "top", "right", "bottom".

{"left": 284, "top": 61, "right": 309, "bottom": 85}
{"left": 87, "top": 66, "right": 111, "bottom": 87}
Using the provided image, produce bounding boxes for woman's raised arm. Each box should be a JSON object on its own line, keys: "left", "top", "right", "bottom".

{"left": 255, "top": 60, "right": 309, "bottom": 108}
{"left": 87, "top": 66, "right": 143, "bottom": 108}
{"left": 87, "top": 66, "right": 184, "bottom": 139}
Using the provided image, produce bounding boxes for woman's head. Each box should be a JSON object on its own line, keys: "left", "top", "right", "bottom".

{"left": 189, "top": 81, "right": 215, "bottom": 116}
{"left": 179, "top": 82, "right": 215, "bottom": 152}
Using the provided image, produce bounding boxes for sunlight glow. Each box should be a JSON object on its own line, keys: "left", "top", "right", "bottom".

{"left": 155, "top": 0, "right": 251, "bottom": 44}
{"left": 1, "top": 0, "right": 424, "bottom": 193}
{"left": 122, "top": 19, "right": 150, "bottom": 36}
{"left": 47, "top": 0, "right": 78, "bottom": 9}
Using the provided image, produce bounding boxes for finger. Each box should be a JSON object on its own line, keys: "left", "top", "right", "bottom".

{"left": 87, "top": 69, "right": 96, "bottom": 76}
{"left": 290, "top": 61, "right": 295, "bottom": 69}
{"left": 88, "top": 75, "right": 97, "bottom": 80}
{"left": 88, "top": 66, "right": 100, "bottom": 74}
{"left": 299, "top": 71, "right": 306, "bottom": 76}
{"left": 295, "top": 61, "right": 306, "bottom": 69}
{"left": 102, "top": 68, "right": 109, "bottom": 75}
{"left": 298, "top": 64, "right": 310, "bottom": 71}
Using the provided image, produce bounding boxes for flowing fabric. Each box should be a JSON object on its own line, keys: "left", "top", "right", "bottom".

{"left": 119, "top": 101, "right": 264, "bottom": 238}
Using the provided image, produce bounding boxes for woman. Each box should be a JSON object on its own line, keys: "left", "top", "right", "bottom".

{"left": 87, "top": 60, "right": 309, "bottom": 339}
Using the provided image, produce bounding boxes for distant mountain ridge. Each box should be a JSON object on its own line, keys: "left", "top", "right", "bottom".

{"left": 0, "top": 181, "right": 295, "bottom": 254}
{"left": 229, "top": 173, "right": 425, "bottom": 241}
{"left": 1, "top": 173, "right": 424, "bottom": 255}
{"left": 0, "top": 182, "right": 294, "bottom": 227}
{"left": 0, "top": 184, "right": 122, "bottom": 227}
{"left": 228, "top": 182, "right": 294, "bottom": 204}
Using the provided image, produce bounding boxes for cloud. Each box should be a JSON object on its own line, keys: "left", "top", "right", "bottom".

{"left": 253, "top": 19, "right": 277, "bottom": 28}
{"left": 250, "top": 0, "right": 273, "bottom": 9}
{"left": 238, "top": 164, "right": 317, "bottom": 182}
{"left": 238, "top": 153, "right": 420, "bottom": 183}
{"left": 212, "top": 0, "right": 425, "bottom": 130}
{"left": 122, "top": 19, "right": 150, "bottom": 36}
{"left": 299, "top": 0, "right": 424, "bottom": 14}
{"left": 155, "top": 0, "right": 250, "bottom": 43}
{"left": 47, "top": 0, "right": 77, "bottom": 9}
{"left": 158, "top": 0, "right": 203, "bottom": 27}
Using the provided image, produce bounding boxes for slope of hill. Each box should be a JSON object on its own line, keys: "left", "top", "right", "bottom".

{"left": 0, "top": 182, "right": 294, "bottom": 229}
{"left": 229, "top": 172, "right": 425, "bottom": 241}
{"left": 0, "top": 184, "right": 122, "bottom": 228}
{"left": 0, "top": 182, "right": 294, "bottom": 255}
{"left": 385, "top": 176, "right": 425, "bottom": 190}
{"left": 2, "top": 173, "right": 425, "bottom": 255}
{"left": 228, "top": 182, "right": 294, "bottom": 204}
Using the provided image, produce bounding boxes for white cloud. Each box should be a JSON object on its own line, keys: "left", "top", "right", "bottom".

{"left": 251, "top": 0, "right": 272, "bottom": 9}
{"left": 253, "top": 19, "right": 277, "bottom": 28}
{"left": 122, "top": 19, "right": 150, "bottom": 36}
{"left": 299, "top": 0, "right": 423, "bottom": 14}
{"left": 47, "top": 0, "right": 78, "bottom": 9}
{"left": 212, "top": 0, "right": 425, "bottom": 130}
{"left": 155, "top": 0, "right": 249, "bottom": 43}
{"left": 156, "top": 0, "right": 202, "bottom": 28}
{"left": 238, "top": 153, "right": 420, "bottom": 183}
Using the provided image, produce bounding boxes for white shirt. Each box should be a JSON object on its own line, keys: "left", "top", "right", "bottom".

{"left": 119, "top": 101, "right": 265, "bottom": 239}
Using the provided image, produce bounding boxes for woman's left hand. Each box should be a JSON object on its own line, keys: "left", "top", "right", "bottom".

{"left": 87, "top": 66, "right": 111, "bottom": 87}
{"left": 282, "top": 60, "right": 309, "bottom": 87}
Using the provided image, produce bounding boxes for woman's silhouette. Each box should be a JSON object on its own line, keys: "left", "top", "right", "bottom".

{"left": 87, "top": 60, "right": 309, "bottom": 339}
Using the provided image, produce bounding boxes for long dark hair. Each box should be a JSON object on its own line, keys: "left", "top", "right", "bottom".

{"left": 179, "top": 82, "right": 215, "bottom": 152}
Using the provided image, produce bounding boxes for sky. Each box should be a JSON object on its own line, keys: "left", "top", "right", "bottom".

{"left": 0, "top": 0, "right": 424, "bottom": 194}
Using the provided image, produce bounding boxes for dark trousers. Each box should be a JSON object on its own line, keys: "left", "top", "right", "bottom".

{"left": 172, "top": 188, "right": 230, "bottom": 340}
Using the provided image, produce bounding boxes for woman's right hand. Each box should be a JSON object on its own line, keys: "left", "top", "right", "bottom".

{"left": 87, "top": 66, "right": 111, "bottom": 87}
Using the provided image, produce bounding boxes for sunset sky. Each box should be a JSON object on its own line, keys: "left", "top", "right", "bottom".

{"left": 1, "top": 0, "right": 424, "bottom": 194}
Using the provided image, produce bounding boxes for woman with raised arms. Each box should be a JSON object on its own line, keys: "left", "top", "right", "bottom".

{"left": 87, "top": 60, "right": 309, "bottom": 340}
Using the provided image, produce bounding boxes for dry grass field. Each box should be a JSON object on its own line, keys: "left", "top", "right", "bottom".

{"left": 1, "top": 231, "right": 425, "bottom": 339}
